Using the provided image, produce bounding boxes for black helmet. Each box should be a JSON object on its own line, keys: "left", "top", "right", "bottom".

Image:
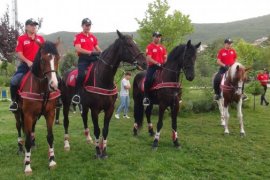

{"left": 25, "top": 18, "right": 39, "bottom": 26}
{"left": 224, "top": 38, "right": 233, "bottom": 44}
{"left": 152, "top": 31, "right": 162, "bottom": 37}
{"left": 82, "top": 18, "right": 92, "bottom": 26}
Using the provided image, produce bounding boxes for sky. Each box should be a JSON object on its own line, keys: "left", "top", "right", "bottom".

{"left": 0, "top": 0, "right": 270, "bottom": 34}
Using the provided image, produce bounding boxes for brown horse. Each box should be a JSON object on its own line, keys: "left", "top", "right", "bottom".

{"left": 216, "top": 62, "right": 249, "bottom": 136}
{"left": 13, "top": 40, "right": 60, "bottom": 174}
{"left": 61, "top": 30, "right": 147, "bottom": 158}
{"left": 132, "top": 40, "right": 201, "bottom": 149}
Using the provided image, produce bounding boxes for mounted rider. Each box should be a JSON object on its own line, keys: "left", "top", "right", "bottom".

{"left": 71, "top": 18, "right": 102, "bottom": 104}
{"left": 213, "top": 38, "right": 247, "bottom": 101}
{"left": 9, "top": 19, "right": 45, "bottom": 111}
{"left": 143, "top": 32, "right": 167, "bottom": 106}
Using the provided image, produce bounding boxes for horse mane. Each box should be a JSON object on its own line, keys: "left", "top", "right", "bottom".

{"left": 166, "top": 44, "right": 186, "bottom": 62}
{"left": 31, "top": 41, "right": 59, "bottom": 77}
{"left": 99, "top": 36, "right": 128, "bottom": 59}
{"left": 229, "top": 62, "right": 244, "bottom": 80}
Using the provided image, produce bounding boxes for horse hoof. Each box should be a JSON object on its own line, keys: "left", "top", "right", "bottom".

{"left": 49, "top": 160, "right": 57, "bottom": 169}
{"left": 240, "top": 132, "right": 246, "bottom": 137}
{"left": 55, "top": 120, "right": 60, "bottom": 125}
{"left": 224, "top": 132, "right": 230, "bottom": 136}
{"left": 152, "top": 146, "right": 158, "bottom": 151}
{"left": 24, "top": 165, "right": 32, "bottom": 175}
{"left": 94, "top": 154, "right": 101, "bottom": 159}
{"left": 64, "top": 146, "right": 70, "bottom": 151}
{"left": 148, "top": 130, "right": 155, "bottom": 137}
{"left": 173, "top": 141, "right": 181, "bottom": 149}
{"left": 101, "top": 154, "right": 108, "bottom": 159}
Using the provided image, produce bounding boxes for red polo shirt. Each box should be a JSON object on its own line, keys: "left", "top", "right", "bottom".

{"left": 146, "top": 43, "right": 167, "bottom": 66}
{"left": 257, "top": 73, "right": 269, "bottom": 86}
{"left": 15, "top": 34, "right": 45, "bottom": 62}
{"left": 73, "top": 32, "right": 98, "bottom": 55}
{"left": 217, "top": 48, "right": 237, "bottom": 66}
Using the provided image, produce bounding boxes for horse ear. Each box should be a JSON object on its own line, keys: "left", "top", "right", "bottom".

{"left": 55, "top": 37, "right": 60, "bottom": 47}
{"left": 117, "top": 30, "right": 124, "bottom": 39}
{"left": 236, "top": 65, "right": 240, "bottom": 71}
{"left": 195, "top": 42, "right": 201, "bottom": 49}
{"left": 187, "top": 40, "right": 191, "bottom": 48}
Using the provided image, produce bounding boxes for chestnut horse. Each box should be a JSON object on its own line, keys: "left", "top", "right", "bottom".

{"left": 132, "top": 40, "right": 201, "bottom": 149}
{"left": 217, "top": 62, "right": 249, "bottom": 136}
{"left": 61, "top": 30, "right": 147, "bottom": 158}
{"left": 13, "top": 41, "right": 60, "bottom": 174}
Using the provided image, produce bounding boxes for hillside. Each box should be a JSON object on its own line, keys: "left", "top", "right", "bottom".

{"left": 44, "top": 14, "right": 270, "bottom": 54}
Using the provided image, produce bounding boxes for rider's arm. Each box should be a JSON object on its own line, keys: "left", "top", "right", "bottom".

{"left": 17, "top": 52, "right": 33, "bottom": 67}
{"left": 146, "top": 55, "right": 159, "bottom": 65}
{"left": 217, "top": 58, "right": 227, "bottom": 67}
{"left": 94, "top": 45, "right": 102, "bottom": 53}
{"left": 75, "top": 44, "right": 92, "bottom": 55}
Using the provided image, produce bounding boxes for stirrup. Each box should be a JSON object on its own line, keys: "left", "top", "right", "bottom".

{"left": 72, "top": 95, "right": 80, "bottom": 104}
{"left": 143, "top": 98, "right": 150, "bottom": 106}
{"left": 9, "top": 101, "right": 18, "bottom": 112}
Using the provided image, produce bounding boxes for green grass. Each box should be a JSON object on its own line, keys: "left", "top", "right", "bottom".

{"left": 0, "top": 92, "right": 269, "bottom": 179}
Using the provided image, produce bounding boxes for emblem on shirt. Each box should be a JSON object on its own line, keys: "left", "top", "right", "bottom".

{"left": 81, "top": 39, "right": 86, "bottom": 42}
{"left": 90, "top": 37, "right": 94, "bottom": 42}
{"left": 222, "top": 53, "right": 227, "bottom": 56}
{"left": 153, "top": 49, "right": 157, "bottom": 53}
{"left": 24, "top": 40, "right": 30, "bottom": 45}
{"left": 230, "top": 51, "right": 234, "bottom": 55}
{"left": 160, "top": 47, "right": 163, "bottom": 51}
{"left": 36, "top": 38, "right": 41, "bottom": 42}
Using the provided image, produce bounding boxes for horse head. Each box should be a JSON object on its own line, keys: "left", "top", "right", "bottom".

{"left": 230, "top": 63, "right": 250, "bottom": 95}
{"left": 181, "top": 40, "right": 201, "bottom": 81}
{"left": 116, "top": 30, "right": 147, "bottom": 70}
{"left": 33, "top": 39, "right": 60, "bottom": 92}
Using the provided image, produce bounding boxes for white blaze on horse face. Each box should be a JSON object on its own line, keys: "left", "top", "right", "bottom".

{"left": 236, "top": 81, "right": 243, "bottom": 95}
{"left": 49, "top": 55, "right": 58, "bottom": 90}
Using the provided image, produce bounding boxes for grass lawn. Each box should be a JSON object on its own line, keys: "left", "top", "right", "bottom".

{"left": 0, "top": 92, "right": 269, "bottom": 179}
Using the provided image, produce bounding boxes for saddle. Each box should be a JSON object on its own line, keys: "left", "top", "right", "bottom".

{"left": 140, "top": 69, "right": 181, "bottom": 92}
{"left": 18, "top": 71, "right": 60, "bottom": 101}
{"left": 66, "top": 64, "right": 94, "bottom": 87}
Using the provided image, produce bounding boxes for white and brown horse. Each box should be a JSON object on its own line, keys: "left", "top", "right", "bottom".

{"left": 217, "top": 62, "right": 249, "bottom": 136}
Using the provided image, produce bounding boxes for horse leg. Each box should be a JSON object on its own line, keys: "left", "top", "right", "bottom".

{"left": 152, "top": 104, "right": 166, "bottom": 150}
{"left": 45, "top": 109, "right": 57, "bottom": 169}
{"left": 133, "top": 97, "right": 144, "bottom": 136}
{"left": 31, "top": 118, "right": 37, "bottom": 149}
{"left": 82, "top": 106, "right": 93, "bottom": 144}
{"left": 15, "top": 111, "right": 24, "bottom": 155}
{"left": 55, "top": 106, "right": 60, "bottom": 124}
{"left": 218, "top": 98, "right": 225, "bottom": 126}
{"left": 145, "top": 104, "right": 155, "bottom": 136}
{"left": 224, "top": 106, "right": 230, "bottom": 134}
{"left": 237, "top": 99, "right": 245, "bottom": 136}
{"left": 63, "top": 96, "right": 71, "bottom": 151}
{"left": 100, "top": 107, "right": 114, "bottom": 159}
{"left": 91, "top": 109, "right": 101, "bottom": 158}
{"left": 23, "top": 112, "right": 33, "bottom": 174}
{"left": 171, "top": 102, "right": 180, "bottom": 149}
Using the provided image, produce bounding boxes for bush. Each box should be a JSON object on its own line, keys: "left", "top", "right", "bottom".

{"left": 0, "top": 76, "right": 10, "bottom": 86}
{"left": 245, "top": 81, "right": 264, "bottom": 96}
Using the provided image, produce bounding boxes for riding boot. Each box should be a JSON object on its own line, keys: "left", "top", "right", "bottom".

{"left": 9, "top": 85, "right": 18, "bottom": 111}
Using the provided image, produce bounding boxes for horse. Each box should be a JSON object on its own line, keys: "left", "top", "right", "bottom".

{"left": 13, "top": 40, "right": 60, "bottom": 174}
{"left": 132, "top": 40, "right": 201, "bottom": 149}
{"left": 61, "top": 30, "right": 147, "bottom": 158}
{"left": 216, "top": 62, "right": 249, "bottom": 136}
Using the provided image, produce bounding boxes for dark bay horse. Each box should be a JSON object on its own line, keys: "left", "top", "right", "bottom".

{"left": 133, "top": 40, "right": 201, "bottom": 149}
{"left": 61, "top": 30, "right": 147, "bottom": 158}
{"left": 13, "top": 41, "right": 60, "bottom": 174}
{"left": 216, "top": 62, "right": 249, "bottom": 135}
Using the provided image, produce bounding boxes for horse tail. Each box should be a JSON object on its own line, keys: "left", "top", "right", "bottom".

{"left": 133, "top": 71, "right": 146, "bottom": 128}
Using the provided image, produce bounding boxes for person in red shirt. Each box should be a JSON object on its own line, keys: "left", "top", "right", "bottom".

{"left": 213, "top": 38, "right": 248, "bottom": 101}
{"left": 71, "top": 18, "right": 102, "bottom": 104}
{"left": 9, "top": 18, "right": 45, "bottom": 111}
{"left": 143, "top": 32, "right": 167, "bottom": 106}
{"left": 257, "top": 69, "right": 269, "bottom": 105}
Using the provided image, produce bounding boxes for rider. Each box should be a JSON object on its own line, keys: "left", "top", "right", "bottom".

{"left": 9, "top": 19, "right": 45, "bottom": 111}
{"left": 71, "top": 18, "right": 102, "bottom": 104}
{"left": 143, "top": 32, "right": 167, "bottom": 106}
{"left": 213, "top": 38, "right": 247, "bottom": 101}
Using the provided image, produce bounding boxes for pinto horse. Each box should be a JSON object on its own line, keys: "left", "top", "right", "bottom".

{"left": 13, "top": 41, "right": 60, "bottom": 174}
{"left": 217, "top": 62, "right": 249, "bottom": 136}
{"left": 61, "top": 30, "right": 147, "bottom": 158}
{"left": 132, "top": 40, "right": 201, "bottom": 149}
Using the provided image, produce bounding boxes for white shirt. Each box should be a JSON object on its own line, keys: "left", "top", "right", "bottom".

{"left": 120, "top": 78, "right": 130, "bottom": 96}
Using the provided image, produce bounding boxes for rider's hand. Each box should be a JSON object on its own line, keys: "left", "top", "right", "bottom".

{"left": 224, "top": 65, "right": 229, "bottom": 71}
{"left": 91, "top": 51, "right": 101, "bottom": 56}
{"left": 27, "top": 61, "right": 33, "bottom": 67}
{"left": 156, "top": 63, "right": 162, "bottom": 67}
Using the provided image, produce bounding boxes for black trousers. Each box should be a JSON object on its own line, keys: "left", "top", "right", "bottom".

{"left": 213, "top": 67, "right": 228, "bottom": 96}
{"left": 261, "top": 85, "right": 268, "bottom": 104}
{"left": 75, "top": 54, "right": 98, "bottom": 94}
{"left": 144, "top": 65, "right": 159, "bottom": 97}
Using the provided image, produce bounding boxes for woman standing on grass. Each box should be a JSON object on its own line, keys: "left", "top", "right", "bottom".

{"left": 115, "top": 72, "right": 132, "bottom": 119}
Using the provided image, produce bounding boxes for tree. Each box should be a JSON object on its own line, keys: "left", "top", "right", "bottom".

{"left": 59, "top": 52, "right": 77, "bottom": 75}
{"left": 136, "top": 0, "right": 193, "bottom": 51}
{"left": 0, "top": 8, "right": 19, "bottom": 62}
